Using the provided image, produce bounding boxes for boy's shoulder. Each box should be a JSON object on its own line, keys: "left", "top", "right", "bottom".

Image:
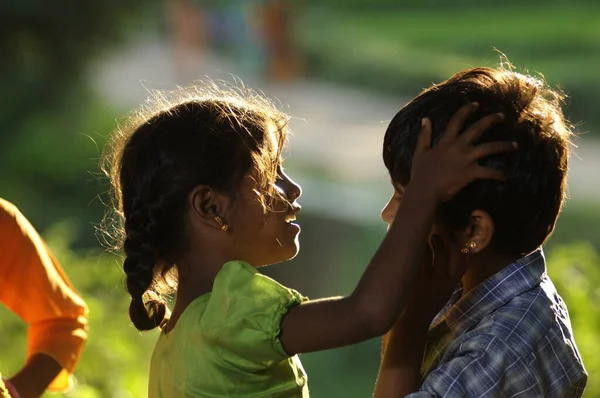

{"left": 459, "top": 274, "right": 586, "bottom": 391}
{"left": 444, "top": 250, "right": 578, "bottom": 362}
{"left": 475, "top": 274, "right": 573, "bottom": 358}
{"left": 425, "top": 252, "right": 587, "bottom": 397}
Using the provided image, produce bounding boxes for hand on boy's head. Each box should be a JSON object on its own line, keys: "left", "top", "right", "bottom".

{"left": 409, "top": 102, "right": 518, "bottom": 205}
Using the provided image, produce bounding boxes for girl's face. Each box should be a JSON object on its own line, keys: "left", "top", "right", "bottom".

{"left": 225, "top": 166, "right": 302, "bottom": 267}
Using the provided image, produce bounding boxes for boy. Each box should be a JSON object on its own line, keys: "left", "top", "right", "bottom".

{"left": 374, "top": 66, "right": 587, "bottom": 397}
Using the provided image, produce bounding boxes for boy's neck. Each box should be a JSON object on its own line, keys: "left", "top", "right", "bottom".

{"left": 461, "top": 252, "right": 521, "bottom": 295}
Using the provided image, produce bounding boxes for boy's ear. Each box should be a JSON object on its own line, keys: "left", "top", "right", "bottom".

{"left": 188, "top": 185, "right": 230, "bottom": 229}
{"left": 458, "top": 210, "right": 495, "bottom": 254}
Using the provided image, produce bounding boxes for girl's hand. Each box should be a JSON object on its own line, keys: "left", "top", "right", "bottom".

{"left": 410, "top": 103, "right": 517, "bottom": 205}
{"left": 374, "top": 236, "right": 463, "bottom": 398}
{"left": 279, "top": 104, "right": 510, "bottom": 356}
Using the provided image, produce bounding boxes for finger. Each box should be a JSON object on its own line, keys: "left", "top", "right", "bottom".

{"left": 469, "top": 141, "right": 518, "bottom": 161}
{"left": 461, "top": 112, "right": 505, "bottom": 144}
{"left": 470, "top": 165, "right": 508, "bottom": 181}
{"left": 414, "top": 117, "right": 432, "bottom": 156}
{"left": 439, "top": 102, "right": 479, "bottom": 145}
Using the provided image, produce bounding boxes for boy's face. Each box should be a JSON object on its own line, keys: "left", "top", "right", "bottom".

{"left": 380, "top": 181, "right": 460, "bottom": 252}
{"left": 380, "top": 182, "right": 403, "bottom": 227}
{"left": 382, "top": 180, "right": 498, "bottom": 262}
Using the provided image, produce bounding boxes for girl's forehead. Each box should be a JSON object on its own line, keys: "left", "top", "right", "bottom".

{"left": 267, "top": 122, "right": 284, "bottom": 152}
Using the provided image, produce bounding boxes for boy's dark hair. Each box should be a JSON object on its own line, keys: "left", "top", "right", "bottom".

{"left": 102, "top": 85, "right": 289, "bottom": 331}
{"left": 383, "top": 66, "right": 572, "bottom": 256}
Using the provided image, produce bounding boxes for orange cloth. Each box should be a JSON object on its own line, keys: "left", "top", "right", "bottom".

{"left": 0, "top": 199, "right": 88, "bottom": 391}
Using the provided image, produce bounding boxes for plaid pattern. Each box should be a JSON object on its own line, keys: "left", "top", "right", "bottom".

{"left": 407, "top": 249, "right": 587, "bottom": 398}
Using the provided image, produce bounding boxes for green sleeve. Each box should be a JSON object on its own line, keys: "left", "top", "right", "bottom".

{"left": 201, "top": 261, "right": 306, "bottom": 371}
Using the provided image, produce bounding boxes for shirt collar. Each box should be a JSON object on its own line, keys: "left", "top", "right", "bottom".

{"left": 433, "top": 248, "right": 547, "bottom": 336}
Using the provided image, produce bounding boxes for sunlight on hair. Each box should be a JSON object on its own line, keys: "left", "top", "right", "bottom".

{"left": 99, "top": 79, "right": 291, "bottom": 255}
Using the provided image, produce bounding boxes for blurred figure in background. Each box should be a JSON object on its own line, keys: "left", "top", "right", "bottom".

{"left": 263, "top": 0, "right": 303, "bottom": 81}
{"left": 0, "top": 199, "right": 88, "bottom": 398}
{"left": 165, "top": 0, "right": 301, "bottom": 82}
{"left": 165, "top": 0, "right": 210, "bottom": 82}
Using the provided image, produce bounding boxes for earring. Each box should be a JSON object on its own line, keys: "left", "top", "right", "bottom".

{"left": 214, "top": 216, "right": 229, "bottom": 232}
{"left": 461, "top": 241, "right": 477, "bottom": 254}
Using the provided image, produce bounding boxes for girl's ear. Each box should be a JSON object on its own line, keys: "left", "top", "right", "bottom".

{"left": 188, "top": 185, "right": 230, "bottom": 230}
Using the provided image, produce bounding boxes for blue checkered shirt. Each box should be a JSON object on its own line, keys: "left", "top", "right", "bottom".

{"left": 407, "top": 249, "right": 587, "bottom": 397}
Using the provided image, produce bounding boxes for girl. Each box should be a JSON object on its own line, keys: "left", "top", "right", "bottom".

{"left": 102, "top": 83, "right": 512, "bottom": 397}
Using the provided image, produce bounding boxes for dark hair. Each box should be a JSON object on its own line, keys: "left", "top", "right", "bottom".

{"left": 383, "top": 66, "right": 572, "bottom": 256}
{"left": 102, "top": 84, "right": 289, "bottom": 331}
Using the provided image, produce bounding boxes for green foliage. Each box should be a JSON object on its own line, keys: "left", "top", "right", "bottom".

{"left": 547, "top": 242, "right": 600, "bottom": 396}
{"left": 0, "top": 3, "right": 598, "bottom": 396}
{"left": 0, "top": 0, "right": 158, "bottom": 140}
{"left": 0, "top": 221, "right": 157, "bottom": 397}
{"left": 302, "top": 0, "right": 596, "bottom": 8}
{"left": 44, "top": 222, "right": 159, "bottom": 397}
{"left": 0, "top": 91, "right": 119, "bottom": 248}
{"left": 294, "top": 3, "right": 600, "bottom": 133}
{"left": 0, "top": 0, "right": 162, "bottom": 249}
{"left": 549, "top": 203, "right": 600, "bottom": 250}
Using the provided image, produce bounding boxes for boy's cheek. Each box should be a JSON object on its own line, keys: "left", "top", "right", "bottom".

{"left": 430, "top": 220, "right": 444, "bottom": 239}
{"left": 430, "top": 220, "right": 456, "bottom": 247}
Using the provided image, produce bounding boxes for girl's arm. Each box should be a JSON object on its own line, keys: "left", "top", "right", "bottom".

{"left": 280, "top": 180, "right": 435, "bottom": 354}
{"left": 373, "top": 236, "right": 464, "bottom": 398}
{"left": 280, "top": 104, "right": 512, "bottom": 355}
{"left": 373, "top": 313, "right": 431, "bottom": 398}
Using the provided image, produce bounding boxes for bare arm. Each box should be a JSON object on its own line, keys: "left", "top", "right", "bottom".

{"left": 280, "top": 105, "right": 512, "bottom": 355}
{"left": 374, "top": 234, "right": 468, "bottom": 398}
{"left": 0, "top": 200, "right": 88, "bottom": 396}
{"left": 7, "top": 354, "right": 63, "bottom": 398}
{"left": 373, "top": 313, "right": 431, "bottom": 398}
{"left": 281, "top": 184, "right": 436, "bottom": 353}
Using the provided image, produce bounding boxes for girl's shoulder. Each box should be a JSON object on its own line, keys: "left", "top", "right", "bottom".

{"left": 201, "top": 260, "right": 306, "bottom": 334}
{"left": 187, "top": 261, "right": 307, "bottom": 366}
{"left": 213, "top": 260, "right": 305, "bottom": 304}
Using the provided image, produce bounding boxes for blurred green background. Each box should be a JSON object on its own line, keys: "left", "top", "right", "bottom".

{"left": 1, "top": 0, "right": 599, "bottom": 396}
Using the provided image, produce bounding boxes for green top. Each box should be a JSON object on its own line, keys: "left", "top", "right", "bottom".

{"left": 148, "top": 261, "right": 309, "bottom": 397}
